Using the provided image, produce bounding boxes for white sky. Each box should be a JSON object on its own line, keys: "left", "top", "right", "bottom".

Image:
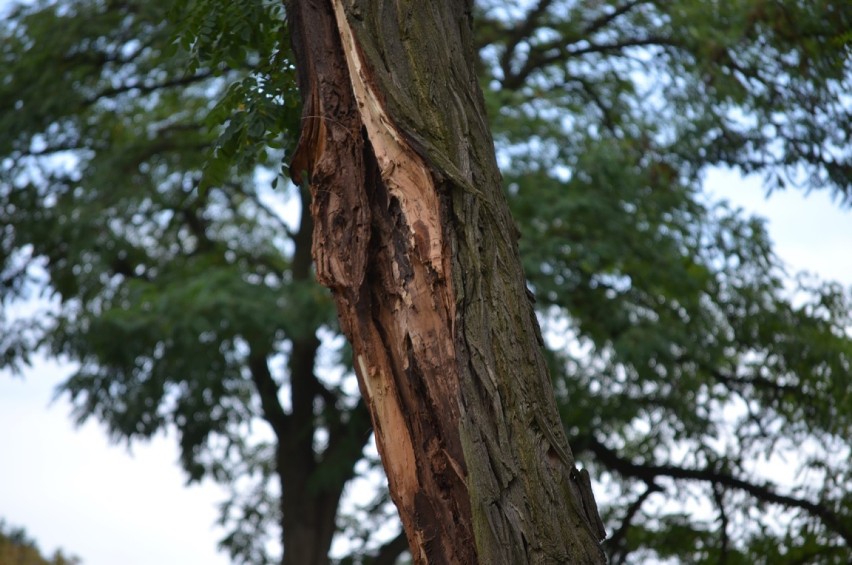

{"left": 1, "top": 171, "right": 850, "bottom": 564}
{"left": 707, "top": 168, "right": 852, "bottom": 284}
{"left": 0, "top": 356, "right": 231, "bottom": 564}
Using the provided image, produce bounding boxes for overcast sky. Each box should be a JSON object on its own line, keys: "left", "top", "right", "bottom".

{"left": 1, "top": 170, "right": 850, "bottom": 564}
{"left": 0, "top": 364, "right": 231, "bottom": 564}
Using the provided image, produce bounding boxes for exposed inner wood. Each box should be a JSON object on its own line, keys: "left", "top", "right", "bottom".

{"left": 301, "top": 1, "right": 473, "bottom": 562}
{"left": 289, "top": 0, "right": 605, "bottom": 562}
{"left": 331, "top": 0, "right": 446, "bottom": 280}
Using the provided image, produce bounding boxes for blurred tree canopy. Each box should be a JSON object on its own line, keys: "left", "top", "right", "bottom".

{"left": 1, "top": 0, "right": 850, "bottom": 563}
{"left": 0, "top": 521, "right": 78, "bottom": 565}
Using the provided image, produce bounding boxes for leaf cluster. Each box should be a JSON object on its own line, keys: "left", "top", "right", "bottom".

{"left": 169, "top": 0, "right": 301, "bottom": 193}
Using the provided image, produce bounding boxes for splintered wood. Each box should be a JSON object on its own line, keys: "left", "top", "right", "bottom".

{"left": 331, "top": 0, "right": 446, "bottom": 279}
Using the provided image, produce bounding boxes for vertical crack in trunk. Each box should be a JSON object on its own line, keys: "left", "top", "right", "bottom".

{"left": 288, "top": 0, "right": 605, "bottom": 562}
{"left": 290, "top": 0, "right": 474, "bottom": 562}
{"left": 331, "top": 0, "right": 447, "bottom": 281}
{"left": 330, "top": 2, "right": 472, "bottom": 561}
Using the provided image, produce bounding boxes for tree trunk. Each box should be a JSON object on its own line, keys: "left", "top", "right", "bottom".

{"left": 287, "top": 0, "right": 607, "bottom": 562}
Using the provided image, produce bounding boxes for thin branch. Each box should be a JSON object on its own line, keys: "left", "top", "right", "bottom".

{"left": 10, "top": 142, "right": 87, "bottom": 160}
{"left": 581, "top": 0, "right": 646, "bottom": 38}
{"left": 62, "top": 32, "right": 159, "bottom": 69}
{"left": 180, "top": 205, "right": 216, "bottom": 253}
{"left": 504, "top": 34, "right": 678, "bottom": 89}
{"left": 82, "top": 71, "right": 215, "bottom": 107}
{"left": 499, "top": 0, "right": 556, "bottom": 83}
{"left": 710, "top": 367, "right": 812, "bottom": 400}
{"left": 712, "top": 483, "right": 730, "bottom": 565}
{"left": 322, "top": 397, "right": 371, "bottom": 479}
{"left": 588, "top": 437, "right": 852, "bottom": 547}
{"left": 566, "top": 36, "right": 679, "bottom": 59}
{"left": 285, "top": 184, "right": 322, "bottom": 457}
{"left": 247, "top": 350, "right": 290, "bottom": 439}
{"left": 572, "top": 74, "right": 618, "bottom": 133}
{"left": 224, "top": 180, "right": 296, "bottom": 240}
{"left": 605, "top": 481, "right": 663, "bottom": 565}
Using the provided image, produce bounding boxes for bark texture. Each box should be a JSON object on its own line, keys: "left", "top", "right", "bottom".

{"left": 287, "top": 0, "right": 606, "bottom": 562}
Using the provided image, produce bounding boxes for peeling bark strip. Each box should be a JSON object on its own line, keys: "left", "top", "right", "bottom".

{"left": 287, "top": 0, "right": 606, "bottom": 563}
{"left": 332, "top": 0, "right": 446, "bottom": 279}
{"left": 289, "top": 0, "right": 472, "bottom": 562}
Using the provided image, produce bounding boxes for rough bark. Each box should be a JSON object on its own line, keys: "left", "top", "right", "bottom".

{"left": 287, "top": 0, "right": 606, "bottom": 562}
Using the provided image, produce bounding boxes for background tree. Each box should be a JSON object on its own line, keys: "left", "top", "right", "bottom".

{"left": 0, "top": 521, "right": 78, "bottom": 565}
{"left": 1, "top": 0, "right": 850, "bottom": 563}
{"left": 476, "top": 2, "right": 852, "bottom": 561}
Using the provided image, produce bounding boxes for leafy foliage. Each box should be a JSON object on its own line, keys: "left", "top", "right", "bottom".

{"left": 169, "top": 0, "right": 300, "bottom": 192}
{"left": 0, "top": 521, "right": 79, "bottom": 565}
{"left": 1, "top": 0, "right": 851, "bottom": 563}
{"left": 478, "top": 0, "right": 852, "bottom": 560}
{"left": 1, "top": 1, "right": 341, "bottom": 561}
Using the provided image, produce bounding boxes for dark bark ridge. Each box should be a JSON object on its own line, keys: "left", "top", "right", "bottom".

{"left": 288, "top": 0, "right": 606, "bottom": 562}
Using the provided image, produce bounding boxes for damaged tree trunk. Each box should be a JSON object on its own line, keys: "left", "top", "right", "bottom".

{"left": 287, "top": 0, "right": 606, "bottom": 562}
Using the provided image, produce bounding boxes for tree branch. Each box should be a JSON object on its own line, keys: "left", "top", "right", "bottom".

{"left": 180, "top": 205, "right": 216, "bottom": 254}
{"left": 224, "top": 180, "right": 296, "bottom": 240}
{"left": 709, "top": 366, "right": 813, "bottom": 402}
{"left": 605, "top": 481, "right": 663, "bottom": 564}
{"left": 247, "top": 350, "right": 290, "bottom": 439}
{"left": 504, "top": 35, "right": 678, "bottom": 89}
{"left": 572, "top": 74, "right": 618, "bottom": 133}
{"left": 497, "top": 0, "right": 648, "bottom": 90}
{"left": 498, "top": 0, "right": 555, "bottom": 83}
{"left": 588, "top": 437, "right": 852, "bottom": 547}
{"left": 712, "top": 483, "right": 730, "bottom": 565}
{"left": 581, "top": 0, "right": 646, "bottom": 38}
{"left": 320, "top": 397, "right": 371, "bottom": 485}
{"left": 286, "top": 182, "right": 322, "bottom": 459}
{"left": 82, "top": 71, "right": 215, "bottom": 107}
